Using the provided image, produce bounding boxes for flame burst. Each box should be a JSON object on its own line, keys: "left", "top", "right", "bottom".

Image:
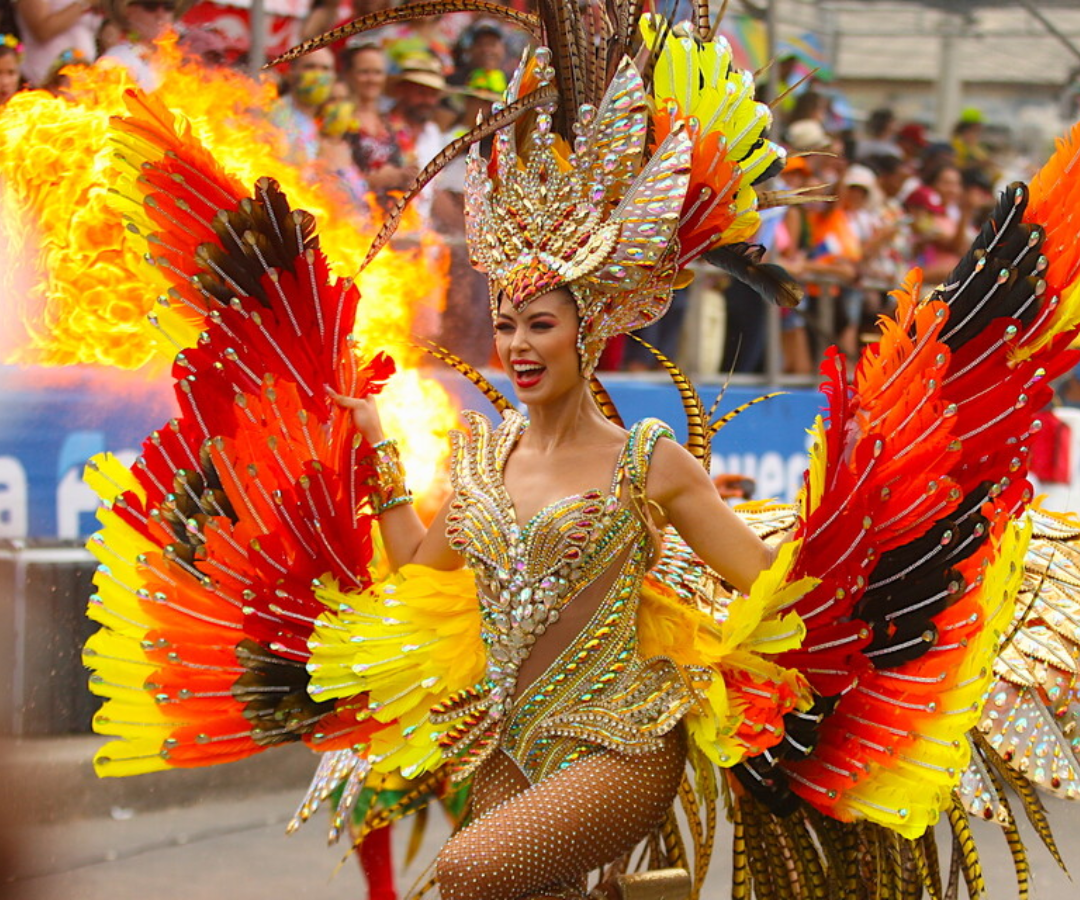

{"left": 0, "top": 36, "right": 460, "bottom": 499}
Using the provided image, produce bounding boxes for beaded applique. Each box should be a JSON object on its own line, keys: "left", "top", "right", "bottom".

{"left": 434, "top": 410, "right": 693, "bottom": 781}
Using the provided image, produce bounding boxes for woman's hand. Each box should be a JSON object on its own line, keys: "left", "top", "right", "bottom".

{"left": 327, "top": 387, "right": 385, "bottom": 444}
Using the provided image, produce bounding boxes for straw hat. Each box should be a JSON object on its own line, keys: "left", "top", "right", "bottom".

{"left": 394, "top": 54, "right": 448, "bottom": 93}
{"left": 785, "top": 118, "right": 831, "bottom": 153}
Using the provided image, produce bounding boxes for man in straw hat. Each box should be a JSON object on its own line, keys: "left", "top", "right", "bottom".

{"left": 387, "top": 53, "right": 456, "bottom": 227}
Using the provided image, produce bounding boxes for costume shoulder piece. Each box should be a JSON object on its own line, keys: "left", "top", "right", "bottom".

{"left": 623, "top": 418, "right": 675, "bottom": 493}
{"left": 447, "top": 409, "right": 525, "bottom": 494}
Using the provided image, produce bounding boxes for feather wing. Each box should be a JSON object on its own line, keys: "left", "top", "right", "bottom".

{"left": 84, "top": 91, "right": 395, "bottom": 776}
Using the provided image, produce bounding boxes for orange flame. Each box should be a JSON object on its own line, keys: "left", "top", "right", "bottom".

{"left": 0, "top": 35, "right": 462, "bottom": 499}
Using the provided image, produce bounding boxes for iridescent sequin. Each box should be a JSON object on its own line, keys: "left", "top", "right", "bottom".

{"left": 435, "top": 411, "right": 692, "bottom": 784}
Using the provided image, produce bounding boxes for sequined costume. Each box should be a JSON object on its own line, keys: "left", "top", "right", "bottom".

{"left": 434, "top": 410, "right": 694, "bottom": 784}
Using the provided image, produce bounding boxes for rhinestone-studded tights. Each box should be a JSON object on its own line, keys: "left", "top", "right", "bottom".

{"left": 436, "top": 728, "right": 686, "bottom": 900}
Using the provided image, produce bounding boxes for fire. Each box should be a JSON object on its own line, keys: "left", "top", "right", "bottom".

{"left": 0, "top": 34, "right": 461, "bottom": 497}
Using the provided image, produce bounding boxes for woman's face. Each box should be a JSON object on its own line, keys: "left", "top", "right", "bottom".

{"left": 932, "top": 166, "right": 962, "bottom": 205}
{"left": 0, "top": 52, "right": 19, "bottom": 105}
{"left": 495, "top": 288, "right": 582, "bottom": 402}
{"left": 346, "top": 49, "right": 387, "bottom": 105}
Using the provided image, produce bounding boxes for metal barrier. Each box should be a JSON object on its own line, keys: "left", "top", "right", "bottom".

{"left": 0, "top": 541, "right": 98, "bottom": 737}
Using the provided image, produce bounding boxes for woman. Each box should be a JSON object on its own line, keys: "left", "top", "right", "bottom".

{"left": 904, "top": 160, "right": 972, "bottom": 284}
{"left": 82, "top": 8, "right": 1080, "bottom": 899}
{"left": 0, "top": 34, "right": 23, "bottom": 105}
{"left": 331, "top": 285, "right": 775, "bottom": 898}
{"left": 341, "top": 42, "right": 417, "bottom": 198}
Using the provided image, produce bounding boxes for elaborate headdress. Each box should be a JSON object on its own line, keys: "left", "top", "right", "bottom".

{"left": 275, "top": 2, "right": 798, "bottom": 372}
{"left": 466, "top": 16, "right": 790, "bottom": 369}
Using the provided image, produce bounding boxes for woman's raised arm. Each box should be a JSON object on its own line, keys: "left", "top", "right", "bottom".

{"left": 329, "top": 389, "right": 461, "bottom": 571}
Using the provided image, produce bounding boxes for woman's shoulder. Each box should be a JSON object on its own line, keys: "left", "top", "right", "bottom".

{"left": 626, "top": 417, "right": 676, "bottom": 446}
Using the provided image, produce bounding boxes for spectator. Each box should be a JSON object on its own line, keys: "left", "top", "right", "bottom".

{"left": 855, "top": 107, "right": 902, "bottom": 163}
{"left": 805, "top": 165, "right": 864, "bottom": 356}
{"left": 98, "top": 0, "right": 187, "bottom": 90}
{"left": 905, "top": 160, "right": 972, "bottom": 284}
{"left": 450, "top": 20, "right": 508, "bottom": 94}
{"left": 960, "top": 165, "right": 996, "bottom": 228}
{"left": 952, "top": 106, "right": 997, "bottom": 179}
{"left": 341, "top": 43, "right": 418, "bottom": 199}
{"left": 770, "top": 155, "right": 817, "bottom": 375}
{"left": 0, "top": 33, "right": 23, "bottom": 105}
{"left": 14, "top": 0, "right": 99, "bottom": 86}
{"left": 301, "top": 0, "right": 391, "bottom": 45}
{"left": 41, "top": 45, "right": 90, "bottom": 93}
{"left": 862, "top": 154, "right": 915, "bottom": 289}
{"left": 385, "top": 14, "right": 455, "bottom": 74}
{"left": 437, "top": 75, "right": 501, "bottom": 368}
{"left": 387, "top": 53, "right": 453, "bottom": 223}
{"left": 95, "top": 16, "right": 120, "bottom": 55}
{"left": 757, "top": 53, "right": 799, "bottom": 117}
{"left": 784, "top": 117, "right": 832, "bottom": 168}
{"left": 316, "top": 97, "right": 371, "bottom": 212}
{"left": 269, "top": 46, "right": 336, "bottom": 169}
{"left": 786, "top": 90, "right": 828, "bottom": 133}
{"left": 895, "top": 121, "right": 929, "bottom": 165}
{"left": 624, "top": 288, "right": 689, "bottom": 371}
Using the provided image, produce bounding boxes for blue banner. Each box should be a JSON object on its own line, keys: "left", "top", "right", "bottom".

{"left": 0, "top": 365, "right": 825, "bottom": 540}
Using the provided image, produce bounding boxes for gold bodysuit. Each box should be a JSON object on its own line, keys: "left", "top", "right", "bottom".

{"left": 432, "top": 410, "right": 695, "bottom": 784}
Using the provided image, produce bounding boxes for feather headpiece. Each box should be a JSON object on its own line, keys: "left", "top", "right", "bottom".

{"left": 466, "top": 16, "right": 788, "bottom": 370}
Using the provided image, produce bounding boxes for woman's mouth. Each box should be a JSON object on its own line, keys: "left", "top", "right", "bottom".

{"left": 512, "top": 360, "right": 545, "bottom": 388}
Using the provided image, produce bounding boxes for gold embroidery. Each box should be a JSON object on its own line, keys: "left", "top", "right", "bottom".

{"left": 436, "top": 410, "right": 692, "bottom": 782}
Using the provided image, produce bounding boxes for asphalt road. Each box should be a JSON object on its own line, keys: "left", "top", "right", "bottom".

{"left": 4, "top": 786, "right": 1079, "bottom": 900}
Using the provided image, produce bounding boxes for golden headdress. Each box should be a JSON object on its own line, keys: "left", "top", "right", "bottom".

{"left": 274, "top": 3, "right": 797, "bottom": 372}
{"left": 466, "top": 15, "right": 790, "bottom": 370}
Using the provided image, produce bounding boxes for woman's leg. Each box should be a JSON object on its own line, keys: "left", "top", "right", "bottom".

{"left": 469, "top": 749, "right": 532, "bottom": 821}
{"left": 437, "top": 730, "right": 686, "bottom": 900}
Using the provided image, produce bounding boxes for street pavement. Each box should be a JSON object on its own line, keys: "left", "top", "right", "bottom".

{"left": 3, "top": 737, "right": 1079, "bottom": 900}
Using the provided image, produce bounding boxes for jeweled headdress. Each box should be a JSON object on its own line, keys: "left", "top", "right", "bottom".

{"left": 463, "top": 14, "right": 793, "bottom": 371}
{"left": 275, "top": 3, "right": 798, "bottom": 372}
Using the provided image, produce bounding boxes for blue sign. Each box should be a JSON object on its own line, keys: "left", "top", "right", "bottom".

{"left": 0, "top": 366, "right": 177, "bottom": 539}
{"left": 0, "top": 365, "right": 825, "bottom": 540}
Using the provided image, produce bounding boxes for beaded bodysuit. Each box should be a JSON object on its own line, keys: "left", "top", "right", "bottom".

{"left": 433, "top": 410, "right": 695, "bottom": 784}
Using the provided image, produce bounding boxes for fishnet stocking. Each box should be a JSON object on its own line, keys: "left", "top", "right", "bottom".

{"left": 437, "top": 729, "right": 686, "bottom": 900}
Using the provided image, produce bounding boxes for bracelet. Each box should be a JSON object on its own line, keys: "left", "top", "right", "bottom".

{"left": 369, "top": 438, "right": 413, "bottom": 515}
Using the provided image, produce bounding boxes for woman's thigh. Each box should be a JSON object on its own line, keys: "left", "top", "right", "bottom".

{"left": 437, "top": 729, "right": 687, "bottom": 900}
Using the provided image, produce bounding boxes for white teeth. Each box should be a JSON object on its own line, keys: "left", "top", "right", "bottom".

{"left": 514, "top": 363, "right": 544, "bottom": 373}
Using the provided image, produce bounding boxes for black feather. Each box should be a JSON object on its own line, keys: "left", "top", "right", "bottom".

{"left": 703, "top": 243, "right": 804, "bottom": 308}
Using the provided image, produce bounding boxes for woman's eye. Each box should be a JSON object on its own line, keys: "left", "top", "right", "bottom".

{"left": 531, "top": 322, "right": 554, "bottom": 331}
{"left": 495, "top": 323, "right": 514, "bottom": 333}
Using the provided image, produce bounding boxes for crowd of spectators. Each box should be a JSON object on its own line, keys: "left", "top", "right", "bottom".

{"left": 0, "top": 1, "right": 1032, "bottom": 377}
{"left": 713, "top": 68, "right": 1012, "bottom": 378}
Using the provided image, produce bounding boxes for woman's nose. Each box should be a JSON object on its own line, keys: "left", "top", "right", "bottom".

{"left": 508, "top": 326, "right": 529, "bottom": 351}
